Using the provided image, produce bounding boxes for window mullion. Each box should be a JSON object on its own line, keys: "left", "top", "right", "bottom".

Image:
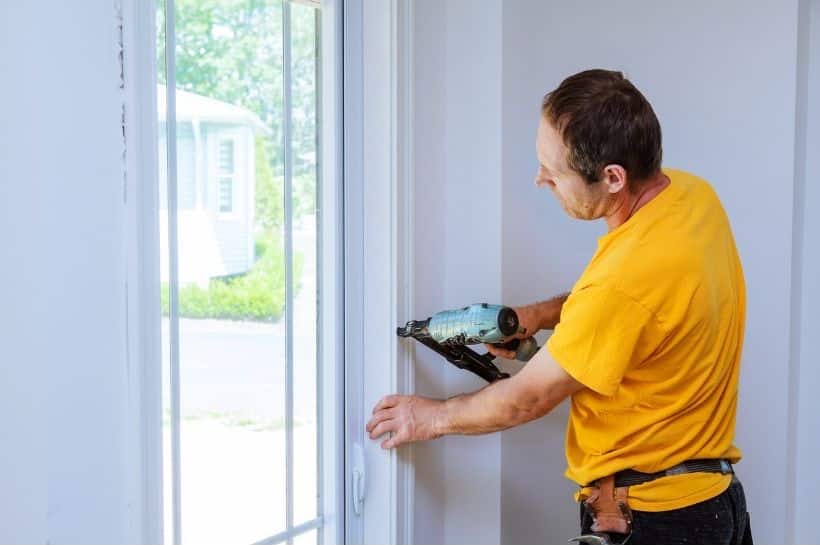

{"left": 163, "top": 0, "right": 182, "bottom": 543}
{"left": 283, "top": 1, "right": 295, "bottom": 544}
{"left": 314, "top": 6, "right": 324, "bottom": 544}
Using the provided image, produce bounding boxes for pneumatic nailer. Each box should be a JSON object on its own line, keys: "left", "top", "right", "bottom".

{"left": 397, "top": 303, "right": 539, "bottom": 382}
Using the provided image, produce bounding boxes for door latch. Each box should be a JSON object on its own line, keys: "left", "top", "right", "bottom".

{"left": 352, "top": 442, "right": 366, "bottom": 516}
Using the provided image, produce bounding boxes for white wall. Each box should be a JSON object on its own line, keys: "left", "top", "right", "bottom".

{"left": 411, "top": 2, "right": 448, "bottom": 543}
{"left": 441, "top": 1, "right": 503, "bottom": 544}
{"left": 411, "top": 1, "right": 503, "bottom": 543}
{"left": 0, "top": 2, "right": 134, "bottom": 543}
{"left": 498, "top": 1, "right": 808, "bottom": 544}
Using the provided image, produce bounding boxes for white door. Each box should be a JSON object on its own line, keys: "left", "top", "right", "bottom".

{"left": 154, "top": 1, "right": 342, "bottom": 543}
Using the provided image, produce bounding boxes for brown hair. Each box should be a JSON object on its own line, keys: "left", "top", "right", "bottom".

{"left": 542, "top": 69, "right": 662, "bottom": 185}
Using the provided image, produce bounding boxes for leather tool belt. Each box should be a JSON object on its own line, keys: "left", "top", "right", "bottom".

{"left": 580, "top": 458, "right": 733, "bottom": 536}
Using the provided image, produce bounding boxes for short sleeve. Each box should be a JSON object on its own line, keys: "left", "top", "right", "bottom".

{"left": 546, "top": 284, "right": 664, "bottom": 396}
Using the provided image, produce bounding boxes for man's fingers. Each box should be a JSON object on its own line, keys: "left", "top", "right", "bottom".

{"left": 484, "top": 343, "right": 516, "bottom": 360}
{"left": 382, "top": 432, "right": 406, "bottom": 449}
{"left": 373, "top": 394, "right": 401, "bottom": 414}
{"left": 369, "top": 419, "right": 396, "bottom": 440}
{"left": 366, "top": 408, "right": 394, "bottom": 433}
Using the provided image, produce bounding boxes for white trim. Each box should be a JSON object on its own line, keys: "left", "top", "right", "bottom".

{"left": 121, "top": 0, "right": 164, "bottom": 542}
{"left": 395, "top": 1, "right": 415, "bottom": 543}
{"left": 344, "top": 0, "right": 414, "bottom": 543}
{"left": 787, "top": 0, "right": 811, "bottom": 541}
{"left": 343, "top": 0, "right": 365, "bottom": 539}
{"left": 319, "top": 1, "right": 345, "bottom": 544}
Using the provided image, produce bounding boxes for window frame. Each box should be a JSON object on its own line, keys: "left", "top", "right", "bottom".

{"left": 121, "top": 0, "right": 164, "bottom": 541}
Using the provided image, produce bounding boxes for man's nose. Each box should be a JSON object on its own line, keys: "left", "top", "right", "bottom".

{"left": 535, "top": 176, "right": 555, "bottom": 189}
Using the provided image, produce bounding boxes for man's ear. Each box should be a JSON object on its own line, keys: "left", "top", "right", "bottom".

{"left": 601, "top": 164, "right": 628, "bottom": 194}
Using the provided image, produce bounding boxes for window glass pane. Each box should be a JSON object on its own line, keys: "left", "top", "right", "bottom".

{"left": 158, "top": 0, "right": 327, "bottom": 542}
{"left": 291, "top": 1, "right": 319, "bottom": 526}
{"left": 219, "top": 140, "right": 235, "bottom": 174}
{"left": 158, "top": 0, "right": 294, "bottom": 543}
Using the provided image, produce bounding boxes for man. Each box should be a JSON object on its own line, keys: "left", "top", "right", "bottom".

{"left": 367, "top": 69, "right": 752, "bottom": 545}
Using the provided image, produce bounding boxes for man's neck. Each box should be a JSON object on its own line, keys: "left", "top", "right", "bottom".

{"left": 605, "top": 171, "right": 670, "bottom": 231}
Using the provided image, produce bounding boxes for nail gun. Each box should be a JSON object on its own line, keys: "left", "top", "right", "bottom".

{"left": 396, "top": 303, "right": 540, "bottom": 382}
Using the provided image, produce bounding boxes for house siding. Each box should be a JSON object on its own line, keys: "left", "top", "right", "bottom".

{"left": 214, "top": 219, "right": 251, "bottom": 276}
{"left": 157, "top": 123, "right": 196, "bottom": 210}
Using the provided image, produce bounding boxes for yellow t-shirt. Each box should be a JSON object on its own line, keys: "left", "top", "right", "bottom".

{"left": 546, "top": 168, "right": 746, "bottom": 512}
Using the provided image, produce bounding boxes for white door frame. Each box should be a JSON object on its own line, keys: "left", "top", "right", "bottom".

{"left": 343, "top": 0, "right": 415, "bottom": 543}
{"left": 120, "top": 0, "right": 164, "bottom": 541}
{"left": 319, "top": 0, "right": 345, "bottom": 543}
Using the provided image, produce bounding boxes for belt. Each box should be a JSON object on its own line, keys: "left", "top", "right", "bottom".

{"left": 590, "top": 459, "right": 734, "bottom": 488}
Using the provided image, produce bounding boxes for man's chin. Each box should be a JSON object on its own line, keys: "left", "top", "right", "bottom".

{"left": 560, "top": 204, "right": 582, "bottom": 219}
{"left": 563, "top": 206, "right": 594, "bottom": 221}
{"left": 554, "top": 197, "right": 590, "bottom": 220}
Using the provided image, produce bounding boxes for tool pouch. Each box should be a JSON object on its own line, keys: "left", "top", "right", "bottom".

{"left": 582, "top": 475, "right": 633, "bottom": 535}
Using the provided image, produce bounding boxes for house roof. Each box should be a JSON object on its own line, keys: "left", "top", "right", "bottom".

{"left": 157, "top": 84, "right": 271, "bottom": 135}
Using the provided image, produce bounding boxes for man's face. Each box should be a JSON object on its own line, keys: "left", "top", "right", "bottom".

{"left": 535, "top": 117, "right": 611, "bottom": 220}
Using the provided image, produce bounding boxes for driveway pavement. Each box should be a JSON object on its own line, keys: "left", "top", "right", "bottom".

{"left": 161, "top": 221, "right": 320, "bottom": 544}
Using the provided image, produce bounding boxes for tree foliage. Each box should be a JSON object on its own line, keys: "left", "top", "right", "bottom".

{"left": 254, "top": 135, "right": 283, "bottom": 231}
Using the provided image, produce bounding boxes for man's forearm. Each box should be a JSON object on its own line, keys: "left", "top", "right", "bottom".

{"left": 367, "top": 341, "right": 584, "bottom": 448}
{"left": 524, "top": 292, "right": 569, "bottom": 331}
{"left": 435, "top": 382, "right": 533, "bottom": 436}
{"left": 435, "top": 375, "right": 562, "bottom": 436}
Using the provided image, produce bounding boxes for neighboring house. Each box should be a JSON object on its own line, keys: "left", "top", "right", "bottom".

{"left": 157, "top": 85, "right": 270, "bottom": 287}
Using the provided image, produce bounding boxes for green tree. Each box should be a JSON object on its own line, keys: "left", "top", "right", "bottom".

{"left": 255, "top": 135, "right": 284, "bottom": 230}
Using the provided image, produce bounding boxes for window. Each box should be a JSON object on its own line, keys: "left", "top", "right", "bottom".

{"left": 217, "top": 138, "right": 235, "bottom": 213}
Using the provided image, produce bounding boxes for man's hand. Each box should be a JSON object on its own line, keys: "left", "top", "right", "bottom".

{"left": 485, "top": 296, "right": 569, "bottom": 359}
{"left": 512, "top": 304, "right": 543, "bottom": 337}
{"left": 366, "top": 394, "right": 446, "bottom": 449}
{"left": 484, "top": 304, "right": 542, "bottom": 359}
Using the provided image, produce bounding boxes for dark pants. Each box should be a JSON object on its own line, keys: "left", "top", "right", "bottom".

{"left": 580, "top": 477, "right": 753, "bottom": 545}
